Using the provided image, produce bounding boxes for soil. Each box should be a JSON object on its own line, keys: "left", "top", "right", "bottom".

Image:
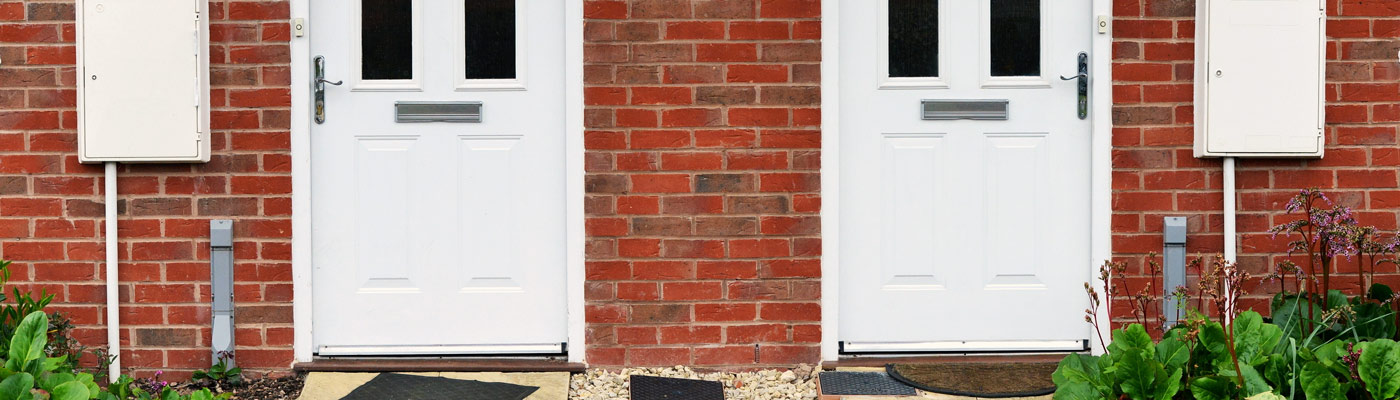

{"left": 181, "top": 373, "right": 307, "bottom": 400}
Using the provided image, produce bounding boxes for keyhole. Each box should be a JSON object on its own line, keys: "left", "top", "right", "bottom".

{"left": 1215, "top": 70, "right": 1223, "bottom": 78}
{"left": 90, "top": 75, "right": 97, "bottom": 80}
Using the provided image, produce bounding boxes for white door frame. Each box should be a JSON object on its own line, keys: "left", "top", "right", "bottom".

{"left": 819, "top": 0, "right": 1115, "bottom": 360}
{"left": 288, "top": 0, "right": 587, "bottom": 363}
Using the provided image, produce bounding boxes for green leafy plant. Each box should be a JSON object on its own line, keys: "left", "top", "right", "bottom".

{"left": 98, "top": 375, "right": 228, "bottom": 400}
{"left": 0, "top": 310, "right": 100, "bottom": 400}
{"left": 190, "top": 353, "right": 241, "bottom": 388}
{"left": 1057, "top": 189, "right": 1400, "bottom": 399}
{"left": 0, "top": 260, "right": 55, "bottom": 357}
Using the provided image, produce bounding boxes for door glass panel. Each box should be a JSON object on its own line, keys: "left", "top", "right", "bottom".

{"left": 464, "top": 0, "right": 516, "bottom": 80}
{"left": 990, "top": 0, "right": 1040, "bottom": 76}
{"left": 361, "top": 0, "right": 413, "bottom": 80}
{"left": 888, "top": 0, "right": 938, "bottom": 78}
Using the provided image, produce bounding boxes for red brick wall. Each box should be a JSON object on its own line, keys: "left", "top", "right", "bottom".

{"left": 0, "top": 0, "right": 293, "bottom": 378}
{"left": 1112, "top": 0, "right": 1400, "bottom": 321}
{"left": 582, "top": 0, "right": 823, "bottom": 367}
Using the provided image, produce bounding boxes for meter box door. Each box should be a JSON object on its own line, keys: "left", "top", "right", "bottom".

{"left": 1194, "top": 0, "right": 1326, "bottom": 158}
{"left": 77, "top": 0, "right": 211, "bottom": 163}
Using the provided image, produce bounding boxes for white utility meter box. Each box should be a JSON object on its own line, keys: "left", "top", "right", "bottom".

{"left": 77, "top": 0, "right": 210, "bottom": 163}
{"left": 1194, "top": 0, "right": 1326, "bottom": 158}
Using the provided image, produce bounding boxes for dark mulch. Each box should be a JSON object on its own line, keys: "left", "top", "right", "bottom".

{"left": 886, "top": 362, "right": 1058, "bottom": 398}
{"left": 180, "top": 373, "right": 307, "bottom": 400}
{"left": 226, "top": 373, "right": 307, "bottom": 400}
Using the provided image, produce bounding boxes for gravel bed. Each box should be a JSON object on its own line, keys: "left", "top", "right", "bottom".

{"left": 569, "top": 365, "right": 820, "bottom": 400}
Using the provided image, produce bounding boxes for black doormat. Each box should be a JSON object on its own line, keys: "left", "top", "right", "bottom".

{"left": 339, "top": 373, "right": 539, "bottom": 400}
{"left": 629, "top": 375, "right": 724, "bottom": 400}
{"left": 886, "top": 362, "right": 1058, "bottom": 398}
{"left": 817, "top": 371, "right": 917, "bottom": 396}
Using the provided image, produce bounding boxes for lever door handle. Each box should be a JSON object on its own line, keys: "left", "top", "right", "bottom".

{"left": 314, "top": 55, "right": 339, "bottom": 124}
{"left": 1065, "top": 52, "right": 1088, "bottom": 120}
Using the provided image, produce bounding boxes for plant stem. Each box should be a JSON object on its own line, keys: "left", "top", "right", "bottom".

{"left": 1226, "top": 319, "right": 1246, "bottom": 397}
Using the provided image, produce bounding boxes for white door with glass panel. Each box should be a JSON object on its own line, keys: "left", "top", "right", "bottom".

{"left": 310, "top": 0, "right": 567, "bottom": 355}
{"left": 839, "top": 0, "right": 1092, "bottom": 353}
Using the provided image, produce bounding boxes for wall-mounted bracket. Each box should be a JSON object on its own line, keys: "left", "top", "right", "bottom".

{"left": 1163, "top": 217, "right": 1187, "bottom": 329}
{"left": 210, "top": 220, "right": 235, "bottom": 367}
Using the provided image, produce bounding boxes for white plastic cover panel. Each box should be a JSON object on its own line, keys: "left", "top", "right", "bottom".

{"left": 1195, "top": 0, "right": 1325, "bottom": 158}
{"left": 78, "top": 0, "right": 210, "bottom": 163}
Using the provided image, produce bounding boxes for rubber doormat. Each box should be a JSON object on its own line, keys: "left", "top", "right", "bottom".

{"left": 818, "top": 371, "right": 917, "bottom": 396}
{"left": 630, "top": 375, "right": 724, "bottom": 400}
{"left": 339, "top": 373, "right": 538, "bottom": 400}
{"left": 887, "top": 362, "right": 1058, "bottom": 398}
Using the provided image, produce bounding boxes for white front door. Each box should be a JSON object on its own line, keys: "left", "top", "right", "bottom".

{"left": 310, "top": 0, "right": 567, "bottom": 355}
{"left": 839, "top": 0, "right": 1093, "bottom": 352}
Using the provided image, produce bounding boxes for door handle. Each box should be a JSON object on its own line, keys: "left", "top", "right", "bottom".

{"left": 1059, "top": 52, "right": 1088, "bottom": 120}
{"left": 314, "top": 55, "right": 342, "bottom": 124}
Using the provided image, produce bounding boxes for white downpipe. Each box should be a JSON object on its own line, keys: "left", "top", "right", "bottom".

{"left": 1223, "top": 157, "right": 1237, "bottom": 320}
{"left": 1223, "top": 157, "right": 1237, "bottom": 264}
{"left": 104, "top": 162, "right": 120, "bottom": 381}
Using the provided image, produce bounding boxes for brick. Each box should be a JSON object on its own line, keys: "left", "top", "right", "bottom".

{"left": 726, "top": 324, "right": 787, "bottom": 343}
{"left": 694, "top": 346, "right": 753, "bottom": 365}
{"left": 758, "top": 345, "right": 819, "bottom": 364}
{"left": 631, "top": 174, "right": 691, "bottom": 193}
{"left": 759, "top": 303, "right": 819, "bottom": 321}
{"left": 729, "top": 108, "right": 788, "bottom": 126}
{"left": 627, "top": 347, "right": 690, "bottom": 366}
{"left": 759, "top": 0, "right": 819, "bottom": 18}
{"left": 631, "top": 87, "right": 692, "bottom": 105}
{"left": 730, "top": 21, "right": 790, "bottom": 40}
{"left": 695, "top": 303, "right": 756, "bottom": 321}
{"left": 727, "top": 65, "right": 788, "bottom": 83}
{"left": 730, "top": 238, "right": 789, "bottom": 257}
{"left": 665, "top": 21, "right": 725, "bottom": 40}
{"left": 697, "top": 43, "right": 757, "bottom": 62}
{"left": 659, "top": 326, "right": 722, "bottom": 344}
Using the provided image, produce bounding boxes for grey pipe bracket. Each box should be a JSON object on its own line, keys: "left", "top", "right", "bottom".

{"left": 210, "top": 220, "right": 235, "bottom": 367}
{"left": 1163, "top": 217, "right": 1187, "bottom": 329}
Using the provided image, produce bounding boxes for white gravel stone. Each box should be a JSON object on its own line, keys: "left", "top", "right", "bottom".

{"left": 568, "top": 365, "right": 820, "bottom": 400}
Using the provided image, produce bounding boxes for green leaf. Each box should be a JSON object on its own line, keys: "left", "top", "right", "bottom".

{"left": 37, "top": 373, "right": 71, "bottom": 393}
{"left": 1198, "top": 321, "right": 1230, "bottom": 365}
{"left": 1152, "top": 367, "right": 1182, "bottom": 400}
{"left": 1314, "top": 340, "right": 1350, "bottom": 375}
{"left": 1300, "top": 361, "right": 1345, "bottom": 400}
{"left": 1327, "top": 290, "right": 1349, "bottom": 310}
{"left": 189, "top": 389, "right": 214, "bottom": 400}
{"left": 1189, "top": 376, "right": 1235, "bottom": 400}
{"left": 1244, "top": 391, "right": 1285, "bottom": 400}
{"left": 48, "top": 382, "right": 87, "bottom": 400}
{"left": 0, "top": 373, "right": 34, "bottom": 400}
{"left": 1116, "top": 350, "right": 1163, "bottom": 400}
{"left": 1371, "top": 283, "right": 1395, "bottom": 302}
{"left": 1237, "top": 364, "right": 1272, "bottom": 397}
{"left": 1270, "top": 293, "right": 1319, "bottom": 342}
{"left": 1052, "top": 381, "right": 1100, "bottom": 400}
{"left": 1110, "top": 324, "right": 1156, "bottom": 358}
{"left": 1359, "top": 339, "right": 1400, "bottom": 400}
{"left": 1155, "top": 336, "right": 1190, "bottom": 373}
{"left": 1353, "top": 302, "right": 1396, "bottom": 340}
{"left": 73, "top": 374, "right": 96, "bottom": 399}
{"left": 1054, "top": 354, "right": 1114, "bottom": 398}
{"left": 5, "top": 312, "right": 46, "bottom": 374}
{"left": 1232, "top": 311, "right": 1283, "bottom": 366}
